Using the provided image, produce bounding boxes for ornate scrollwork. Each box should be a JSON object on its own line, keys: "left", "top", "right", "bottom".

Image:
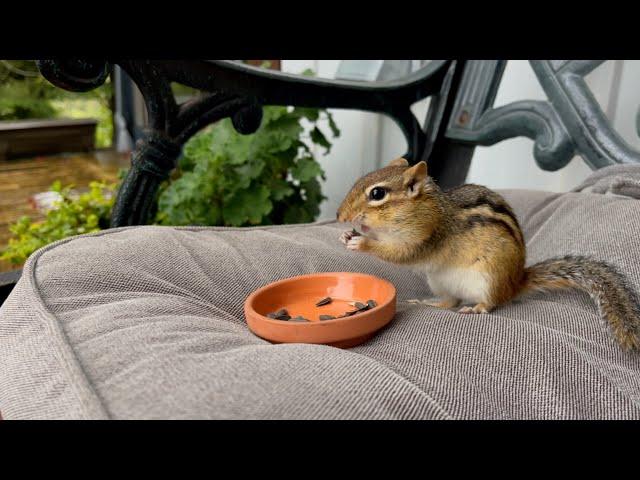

{"left": 36, "top": 59, "right": 110, "bottom": 92}
{"left": 531, "top": 60, "right": 640, "bottom": 169}
{"left": 160, "top": 60, "right": 453, "bottom": 164}
{"left": 37, "top": 59, "right": 454, "bottom": 226}
{"left": 451, "top": 100, "right": 575, "bottom": 171}
{"left": 231, "top": 104, "right": 263, "bottom": 135}
{"left": 446, "top": 59, "right": 640, "bottom": 171}
{"left": 130, "top": 132, "right": 182, "bottom": 179}
{"left": 37, "top": 60, "right": 263, "bottom": 226}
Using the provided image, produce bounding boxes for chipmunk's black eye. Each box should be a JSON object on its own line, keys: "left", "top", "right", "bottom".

{"left": 369, "top": 187, "right": 387, "bottom": 201}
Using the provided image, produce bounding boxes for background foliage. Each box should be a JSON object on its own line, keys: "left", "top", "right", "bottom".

{"left": 0, "top": 60, "right": 113, "bottom": 148}
{"left": 0, "top": 181, "right": 117, "bottom": 265}
{"left": 156, "top": 104, "right": 339, "bottom": 227}
{"left": 1, "top": 65, "right": 339, "bottom": 265}
{"left": 2, "top": 106, "right": 339, "bottom": 264}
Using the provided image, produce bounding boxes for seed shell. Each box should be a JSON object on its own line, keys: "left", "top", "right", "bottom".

{"left": 290, "top": 316, "right": 309, "bottom": 323}
{"left": 315, "top": 297, "right": 332, "bottom": 307}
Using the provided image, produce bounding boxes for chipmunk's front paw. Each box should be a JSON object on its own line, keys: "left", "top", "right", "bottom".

{"left": 346, "top": 235, "right": 367, "bottom": 251}
{"left": 340, "top": 229, "right": 361, "bottom": 245}
{"left": 340, "top": 230, "right": 355, "bottom": 245}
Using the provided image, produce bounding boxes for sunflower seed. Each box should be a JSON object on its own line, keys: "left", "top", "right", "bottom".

{"left": 267, "top": 308, "right": 290, "bottom": 320}
{"left": 315, "top": 297, "right": 332, "bottom": 307}
{"left": 319, "top": 315, "right": 336, "bottom": 321}
{"left": 367, "top": 299, "right": 377, "bottom": 308}
{"left": 290, "top": 316, "right": 309, "bottom": 322}
{"left": 348, "top": 301, "right": 369, "bottom": 309}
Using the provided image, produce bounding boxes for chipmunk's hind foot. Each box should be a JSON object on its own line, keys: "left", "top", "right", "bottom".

{"left": 458, "top": 303, "right": 493, "bottom": 314}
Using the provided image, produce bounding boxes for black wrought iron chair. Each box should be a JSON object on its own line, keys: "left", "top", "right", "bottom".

{"left": 34, "top": 60, "right": 640, "bottom": 225}
{"left": 1, "top": 60, "right": 639, "bottom": 419}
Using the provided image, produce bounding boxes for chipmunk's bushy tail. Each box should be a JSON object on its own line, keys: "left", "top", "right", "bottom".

{"left": 520, "top": 255, "right": 640, "bottom": 351}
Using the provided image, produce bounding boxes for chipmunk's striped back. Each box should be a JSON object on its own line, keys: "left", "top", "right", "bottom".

{"left": 446, "top": 183, "right": 524, "bottom": 246}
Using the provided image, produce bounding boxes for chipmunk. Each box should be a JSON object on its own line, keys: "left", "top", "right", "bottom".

{"left": 337, "top": 157, "right": 640, "bottom": 351}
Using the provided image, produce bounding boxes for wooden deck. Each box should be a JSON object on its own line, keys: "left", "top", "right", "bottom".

{"left": 0, "top": 118, "right": 97, "bottom": 160}
{"left": 0, "top": 151, "right": 129, "bottom": 273}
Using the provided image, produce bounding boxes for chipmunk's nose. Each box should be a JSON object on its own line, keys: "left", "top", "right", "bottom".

{"left": 337, "top": 206, "right": 362, "bottom": 224}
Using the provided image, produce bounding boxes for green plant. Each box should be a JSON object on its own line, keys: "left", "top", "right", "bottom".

{"left": 2, "top": 69, "right": 341, "bottom": 265}
{"left": 155, "top": 103, "right": 340, "bottom": 227}
{"left": 0, "top": 181, "right": 117, "bottom": 265}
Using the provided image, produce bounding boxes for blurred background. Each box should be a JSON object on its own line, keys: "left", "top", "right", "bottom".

{"left": 1, "top": 60, "right": 639, "bottom": 276}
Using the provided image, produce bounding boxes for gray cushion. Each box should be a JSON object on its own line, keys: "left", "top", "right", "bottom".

{"left": 1, "top": 165, "right": 640, "bottom": 419}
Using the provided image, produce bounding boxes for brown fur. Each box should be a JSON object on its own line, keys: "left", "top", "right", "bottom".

{"left": 337, "top": 159, "right": 640, "bottom": 351}
{"left": 522, "top": 256, "right": 640, "bottom": 350}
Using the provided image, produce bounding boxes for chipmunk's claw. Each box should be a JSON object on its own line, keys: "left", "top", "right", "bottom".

{"left": 458, "top": 303, "right": 490, "bottom": 314}
{"left": 339, "top": 230, "right": 354, "bottom": 245}
{"left": 346, "top": 235, "right": 366, "bottom": 251}
{"left": 340, "top": 229, "right": 361, "bottom": 245}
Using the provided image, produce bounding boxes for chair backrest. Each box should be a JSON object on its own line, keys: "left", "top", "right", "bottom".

{"left": 446, "top": 60, "right": 640, "bottom": 172}
{"left": 35, "top": 59, "right": 640, "bottom": 227}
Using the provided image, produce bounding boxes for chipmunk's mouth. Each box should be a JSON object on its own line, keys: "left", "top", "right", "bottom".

{"left": 353, "top": 223, "right": 378, "bottom": 240}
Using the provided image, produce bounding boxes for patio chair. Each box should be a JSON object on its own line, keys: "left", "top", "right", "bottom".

{"left": 1, "top": 60, "right": 639, "bottom": 419}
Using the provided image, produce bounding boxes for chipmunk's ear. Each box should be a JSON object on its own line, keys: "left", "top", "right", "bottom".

{"left": 388, "top": 157, "right": 409, "bottom": 167}
{"left": 403, "top": 161, "right": 428, "bottom": 198}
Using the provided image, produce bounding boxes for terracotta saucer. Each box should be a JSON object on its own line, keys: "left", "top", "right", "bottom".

{"left": 244, "top": 272, "right": 396, "bottom": 348}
